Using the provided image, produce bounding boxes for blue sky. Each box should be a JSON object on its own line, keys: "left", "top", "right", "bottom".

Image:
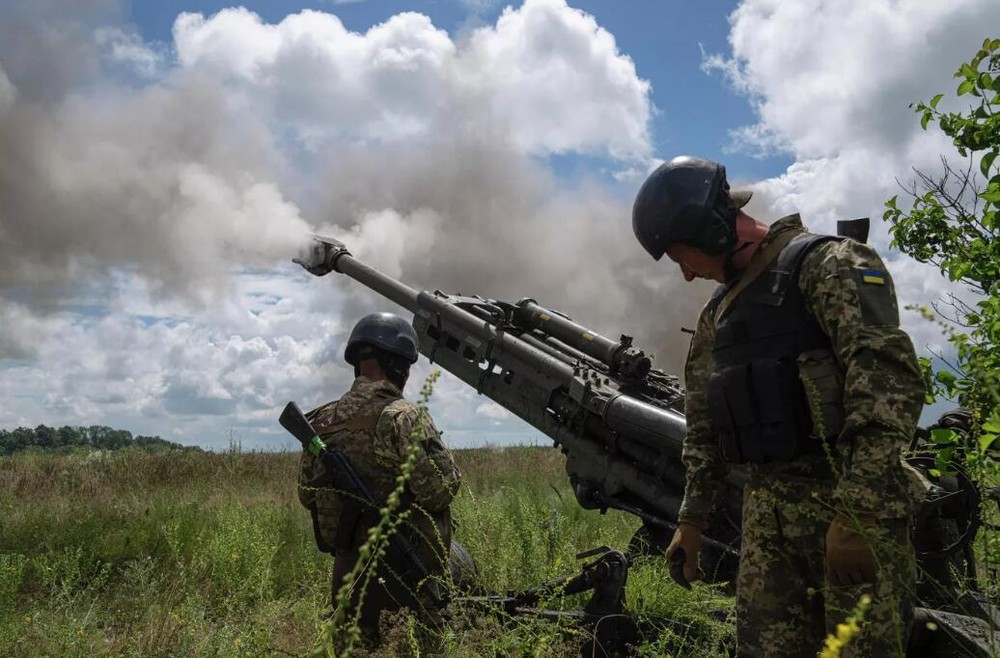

{"left": 1, "top": 0, "right": 997, "bottom": 449}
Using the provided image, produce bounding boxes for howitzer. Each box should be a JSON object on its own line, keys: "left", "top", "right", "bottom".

{"left": 294, "top": 235, "right": 744, "bottom": 576}
{"left": 293, "top": 235, "right": 998, "bottom": 655}
{"left": 278, "top": 400, "right": 446, "bottom": 609}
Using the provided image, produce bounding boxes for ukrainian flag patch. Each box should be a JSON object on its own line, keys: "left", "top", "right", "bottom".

{"left": 861, "top": 268, "right": 886, "bottom": 285}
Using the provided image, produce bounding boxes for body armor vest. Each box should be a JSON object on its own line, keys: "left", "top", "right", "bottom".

{"left": 301, "top": 389, "right": 403, "bottom": 551}
{"left": 305, "top": 387, "right": 452, "bottom": 575}
{"left": 707, "top": 232, "right": 842, "bottom": 464}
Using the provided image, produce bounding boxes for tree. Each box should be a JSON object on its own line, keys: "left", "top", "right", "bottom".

{"left": 33, "top": 424, "right": 56, "bottom": 449}
{"left": 883, "top": 38, "right": 1000, "bottom": 452}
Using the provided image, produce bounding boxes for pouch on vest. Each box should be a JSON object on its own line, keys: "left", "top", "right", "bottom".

{"left": 314, "top": 487, "right": 342, "bottom": 549}
{"left": 309, "top": 502, "right": 334, "bottom": 554}
{"left": 708, "top": 356, "right": 817, "bottom": 464}
{"left": 708, "top": 232, "right": 842, "bottom": 464}
{"left": 796, "top": 348, "right": 845, "bottom": 440}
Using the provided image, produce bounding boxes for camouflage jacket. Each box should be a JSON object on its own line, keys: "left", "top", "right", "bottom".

{"left": 298, "top": 376, "right": 461, "bottom": 563}
{"left": 679, "top": 214, "right": 925, "bottom": 522}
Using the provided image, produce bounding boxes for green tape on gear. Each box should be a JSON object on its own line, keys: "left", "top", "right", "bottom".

{"left": 309, "top": 435, "right": 324, "bottom": 456}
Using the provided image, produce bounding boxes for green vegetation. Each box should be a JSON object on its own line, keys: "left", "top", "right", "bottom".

{"left": 0, "top": 424, "right": 196, "bottom": 455}
{"left": 0, "top": 446, "right": 732, "bottom": 657}
{"left": 884, "top": 39, "right": 1000, "bottom": 578}
{"left": 884, "top": 38, "right": 1000, "bottom": 448}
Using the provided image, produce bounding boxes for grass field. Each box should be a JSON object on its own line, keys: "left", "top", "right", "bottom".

{"left": 0, "top": 445, "right": 734, "bottom": 657}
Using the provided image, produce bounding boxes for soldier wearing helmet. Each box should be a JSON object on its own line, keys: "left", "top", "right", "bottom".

{"left": 297, "top": 312, "right": 461, "bottom": 645}
{"left": 634, "top": 157, "right": 924, "bottom": 656}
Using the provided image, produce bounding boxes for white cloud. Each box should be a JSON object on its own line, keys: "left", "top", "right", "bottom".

{"left": 171, "top": 0, "right": 652, "bottom": 157}
{"left": 713, "top": 0, "right": 997, "bottom": 159}
{"left": 476, "top": 401, "right": 512, "bottom": 421}
{"left": 0, "top": 268, "right": 350, "bottom": 449}
{"left": 710, "top": 0, "right": 1000, "bottom": 379}
{"left": 460, "top": 0, "right": 651, "bottom": 158}
{"left": 94, "top": 27, "right": 165, "bottom": 78}
{"left": 0, "top": 302, "right": 63, "bottom": 359}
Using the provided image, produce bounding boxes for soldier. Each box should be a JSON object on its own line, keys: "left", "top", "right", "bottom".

{"left": 631, "top": 156, "right": 925, "bottom": 656}
{"left": 297, "top": 312, "right": 461, "bottom": 644}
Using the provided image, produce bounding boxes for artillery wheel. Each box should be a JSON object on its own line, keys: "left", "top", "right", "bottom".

{"left": 450, "top": 540, "right": 480, "bottom": 594}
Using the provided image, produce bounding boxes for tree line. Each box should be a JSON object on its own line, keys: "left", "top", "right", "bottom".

{"left": 0, "top": 424, "right": 198, "bottom": 455}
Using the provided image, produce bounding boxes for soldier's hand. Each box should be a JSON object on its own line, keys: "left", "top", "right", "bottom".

{"left": 665, "top": 521, "right": 705, "bottom": 587}
{"left": 825, "top": 511, "right": 877, "bottom": 586}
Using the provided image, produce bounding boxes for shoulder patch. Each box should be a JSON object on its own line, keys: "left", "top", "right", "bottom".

{"left": 860, "top": 268, "right": 886, "bottom": 285}
{"left": 853, "top": 268, "right": 898, "bottom": 326}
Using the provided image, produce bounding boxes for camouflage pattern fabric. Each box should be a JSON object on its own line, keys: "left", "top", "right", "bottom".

{"left": 738, "top": 477, "right": 915, "bottom": 657}
{"left": 679, "top": 214, "right": 924, "bottom": 521}
{"left": 297, "top": 375, "right": 461, "bottom": 638}
{"left": 676, "top": 214, "right": 924, "bottom": 654}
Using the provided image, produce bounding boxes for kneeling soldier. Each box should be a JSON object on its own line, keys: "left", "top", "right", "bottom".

{"left": 298, "top": 312, "right": 461, "bottom": 643}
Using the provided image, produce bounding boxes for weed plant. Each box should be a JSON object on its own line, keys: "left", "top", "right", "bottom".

{"left": 0, "top": 441, "right": 733, "bottom": 656}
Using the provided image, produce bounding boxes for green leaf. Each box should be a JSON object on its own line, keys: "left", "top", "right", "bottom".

{"left": 931, "top": 428, "right": 958, "bottom": 445}
{"left": 958, "top": 79, "right": 977, "bottom": 96}
{"left": 983, "top": 151, "right": 998, "bottom": 177}
{"left": 978, "top": 433, "right": 997, "bottom": 454}
{"left": 935, "top": 370, "right": 958, "bottom": 387}
{"left": 929, "top": 93, "right": 944, "bottom": 109}
{"left": 984, "top": 420, "right": 1000, "bottom": 434}
{"left": 920, "top": 112, "right": 931, "bottom": 130}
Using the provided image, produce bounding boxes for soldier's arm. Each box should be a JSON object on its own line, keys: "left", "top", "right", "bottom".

{"left": 678, "top": 300, "right": 729, "bottom": 525}
{"left": 799, "top": 240, "right": 925, "bottom": 517}
{"left": 376, "top": 404, "right": 461, "bottom": 513}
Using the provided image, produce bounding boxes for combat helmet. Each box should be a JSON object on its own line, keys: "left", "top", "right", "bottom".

{"left": 631, "top": 156, "right": 752, "bottom": 260}
{"left": 344, "top": 313, "right": 419, "bottom": 366}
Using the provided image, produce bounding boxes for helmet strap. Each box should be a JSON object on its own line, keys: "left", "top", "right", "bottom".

{"left": 722, "top": 240, "right": 754, "bottom": 283}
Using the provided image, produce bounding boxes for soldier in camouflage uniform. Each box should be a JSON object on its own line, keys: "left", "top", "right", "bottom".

{"left": 297, "top": 312, "right": 462, "bottom": 643}
{"left": 632, "top": 157, "right": 925, "bottom": 657}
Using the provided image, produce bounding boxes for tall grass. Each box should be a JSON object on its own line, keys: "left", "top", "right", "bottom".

{"left": 0, "top": 447, "right": 733, "bottom": 656}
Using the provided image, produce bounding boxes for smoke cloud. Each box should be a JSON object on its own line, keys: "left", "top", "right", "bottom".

{"left": 0, "top": 0, "right": 701, "bottom": 382}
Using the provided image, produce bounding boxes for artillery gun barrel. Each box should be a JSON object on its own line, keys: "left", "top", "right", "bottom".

{"left": 516, "top": 300, "right": 651, "bottom": 378}
{"left": 328, "top": 246, "right": 424, "bottom": 314}
{"left": 329, "top": 245, "right": 574, "bottom": 384}
{"left": 325, "top": 241, "right": 688, "bottom": 453}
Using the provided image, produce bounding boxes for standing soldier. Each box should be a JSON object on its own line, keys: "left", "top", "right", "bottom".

{"left": 632, "top": 156, "right": 925, "bottom": 656}
{"left": 297, "top": 312, "right": 461, "bottom": 644}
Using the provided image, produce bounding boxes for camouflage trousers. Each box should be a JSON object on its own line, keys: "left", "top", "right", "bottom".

{"left": 736, "top": 477, "right": 915, "bottom": 657}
